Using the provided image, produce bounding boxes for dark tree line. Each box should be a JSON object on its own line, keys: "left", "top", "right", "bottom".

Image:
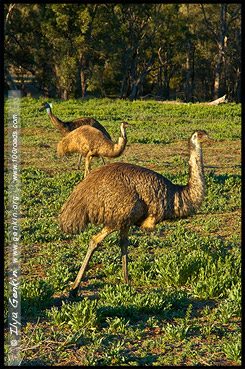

{"left": 4, "top": 3, "right": 241, "bottom": 102}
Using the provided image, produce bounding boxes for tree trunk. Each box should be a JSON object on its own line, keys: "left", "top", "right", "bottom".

{"left": 186, "top": 40, "right": 191, "bottom": 102}
{"left": 129, "top": 82, "right": 138, "bottom": 101}
{"left": 4, "top": 4, "right": 17, "bottom": 34}
{"left": 163, "top": 65, "right": 169, "bottom": 100}
{"left": 129, "top": 58, "right": 152, "bottom": 101}
{"left": 236, "top": 68, "right": 241, "bottom": 103}
{"left": 62, "top": 89, "right": 68, "bottom": 101}
{"left": 80, "top": 69, "right": 87, "bottom": 99}
{"left": 191, "top": 45, "right": 195, "bottom": 102}
{"left": 120, "top": 73, "right": 127, "bottom": 99}
{"left": 213, "top": 36, "right": 227, "bottom": 99}
{"left": 200, "top": 4, "right": 229, "bottom": 100}
{"left": 156, "top": 67, "right": 163, "bottom": 96}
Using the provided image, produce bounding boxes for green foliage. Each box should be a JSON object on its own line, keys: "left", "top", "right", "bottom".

{"left": 154, "top": 242, "right": 240, "bottom": 299}
{"left": 98, "top": 284, "right": 175, "bottom": 318}
{"left": 20, "top": 168, "right": 81, "bottom": 244}
{"left": 192, "top": 254, "right": 240, "bottom": 299}
{"left": 21, "top": 280, "right": 54, "bottom": 315}
{"left": 4, "top": 99, "right": 241, "bottom": 366}
{"left": 47, "top": 298, "right": 99, "bottom": 331}
{"left": 221, "top": 334, "right": 241, "bottom": 364}
{"left": 4, "top": 4, "right": 241, "bottom": 101}
{"left": 85, "top": 338, "right": 127, "bottom": 366}
{"left": 106, "top": 316, "right": 130, "bottom": 335}
{"left": 216, "top": 282, "right": 241, "bottom": 323}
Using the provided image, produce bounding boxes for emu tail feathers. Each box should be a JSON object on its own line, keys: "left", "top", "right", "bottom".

{"left": 58, "top": 187, "right": 89, "bottom": 234}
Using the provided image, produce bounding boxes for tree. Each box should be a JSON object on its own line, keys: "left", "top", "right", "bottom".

{"left": 153, "top": 4, "right": 186, "bottom": 101}
{"left": 41, "top": 4, "right": 83, "bottom": 99}
{"left": 4, "top": 3, "right": 18, "bottom": 90}
{"left": 4, "top": 3, "right": 241, "bottom": 101}
{"left": 200, "top": 4, "right": 241, "bottom": 99}
{"left": 75, "top": 4, "right": 99, "bottom": 98}
{"left": 4, "top": 4, "right": 38, "bottom": 94}
{"left": 111, "top": 4, "right": 165, "bottom": 101}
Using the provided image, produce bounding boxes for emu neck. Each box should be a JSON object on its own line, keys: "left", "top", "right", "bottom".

{"left": 47, "top": 109, "right": 68, "bottom": 135}
{"left": 107, "top": 129, "right": 127, "bottom": 158}
{"left": 112, "top": 135, "right": 127, "bottom": 157}
{"left": 172, "top": 143, "right": 205, "bottom": 219}
{"left": 185, "top": 144, "right": 205, "bottom": 206}
{"left": 120, "top": 124, "right": 126, "bottom": 139}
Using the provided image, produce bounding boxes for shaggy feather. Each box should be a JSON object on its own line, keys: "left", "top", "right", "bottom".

{"left": 58, "top": 129, "right": 212, "bottom": 295}
{"left": 57, "top": 122, "right": 128, "bottom": 177}
{"left": 59, "top": 130, "right": 211, "bottom": 234}
{"left": 57, "top": 125, "right": 127, "bottom": 159}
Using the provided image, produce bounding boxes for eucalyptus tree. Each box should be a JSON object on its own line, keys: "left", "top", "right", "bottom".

{"left": 40, "top": 4, "right": 93, "bottom": 99}
{"left": 200, "top": 3, "right": 241, "bottom": 100}
{"left": 109, "top": 4, "right": 165, "bottom": 101}
{"left": 152, "top": 4, "right": 187, "bottom": 101}
{"left": 40, "top": 3, "right": 116, "bottom": 99}
{"left": 4, "top": 3, "right": 241, "bottom": 102}
{"left": 4, "top": 3, "right": 44, "bottom": 95}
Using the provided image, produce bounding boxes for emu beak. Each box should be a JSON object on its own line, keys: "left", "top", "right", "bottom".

{"left": 122, "top": 121, "right": 131, "bottom": 128}
{"left": 124, "top": 123, "right": 137, "bottom": 129}
{"left": 127, "top": 123, "right": 135, "bottom": 129}
{"left": 205, "top": 133, "right": 214, "bottom": 145}
{"left": 39, "top": 105, "right": 45, "bottom": 112}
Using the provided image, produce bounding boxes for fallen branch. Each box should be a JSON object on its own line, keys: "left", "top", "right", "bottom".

{"left": 155, "top": 94, "right": 229, "bottom": 105}
{"left": 207, "top": 94, "right": 228, "bottom": 105}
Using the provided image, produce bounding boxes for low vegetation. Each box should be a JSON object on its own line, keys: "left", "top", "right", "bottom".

{"left": 4, "top": 98, "right": 241, "bottom": 365}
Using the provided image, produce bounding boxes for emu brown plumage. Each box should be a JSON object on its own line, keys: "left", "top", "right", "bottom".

{"left": 57, "top": 121, "right": 129, "bottom": 178}
{"left": 58, "top": 130, "right": 213, "bottom": 296}
{"left": 39, "top": 102, "right": 111, "bottom": 168}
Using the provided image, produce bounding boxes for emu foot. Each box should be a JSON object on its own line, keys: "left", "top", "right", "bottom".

{"left": 69, "top": 286, "right": 79, "bottom": 298}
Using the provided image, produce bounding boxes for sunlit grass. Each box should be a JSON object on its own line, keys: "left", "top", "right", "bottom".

{"left": 4, "top": 98, "right": 241, "bottom": 366}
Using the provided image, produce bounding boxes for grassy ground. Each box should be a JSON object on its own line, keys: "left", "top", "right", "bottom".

{"left": 4, "top": 98, "right": 241, "bottom": 366}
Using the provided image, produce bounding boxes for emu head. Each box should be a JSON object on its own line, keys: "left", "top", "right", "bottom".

{"left": 39, "top": 102, "right": 52, "bottom": 112}
{"left": 120, "top": 121, "right": 130, "bottom": 138}
{"left": 190, "top": 130, "right": 213, "bottom": 150}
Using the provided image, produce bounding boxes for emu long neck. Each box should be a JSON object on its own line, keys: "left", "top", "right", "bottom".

{"left": 46, "top": 108, "right": 68, "bottom": 135}
{"left": 186, "top": 145, "right": 205, "bottom": 203}
{"left": 173, "top": 144, "right": 205, "bottom": 218}
{"left": 108, "top": 127, "right": 127, "bottom": 157}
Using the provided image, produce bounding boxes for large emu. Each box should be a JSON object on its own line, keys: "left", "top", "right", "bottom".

{"left": 59, "top": 130, "right": 213, "bottom": 296}
{"left": 57, "top": 121, "right": 129, "bottom": 178}
{"left": 39, "top": 102, "right": 111, "bottom": 168}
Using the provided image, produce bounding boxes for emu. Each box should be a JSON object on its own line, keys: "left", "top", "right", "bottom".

{"left": 39, "top": 102, "right": 111, "bottom": 168}
{"left": 57, "top": 121, "right": 129, "bottom": 178}
{"left": 58, "top": 130, "right": 213, "bottom": 296}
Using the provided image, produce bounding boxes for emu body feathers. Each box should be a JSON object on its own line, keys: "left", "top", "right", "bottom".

{"left": 58, "top": 130, "right": 213, "bottom": 296}
{"left": 57, "top": 122, "right": 128, "bottom": 177}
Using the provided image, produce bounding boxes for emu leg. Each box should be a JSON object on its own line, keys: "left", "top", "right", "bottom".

{"left": 70, "top": 226, "right": 113, "bottom": 297}
{"left": 84, "top": 155, "right": 92, "bottom": 178}
{"left": 101, "top": 156, "right": 106, "bottom": 165}
{"left": 120, "top": 227, "right": 130, "bottom": 284}
{"left": 77, "top": 154, "right": 82, "bottom": 169}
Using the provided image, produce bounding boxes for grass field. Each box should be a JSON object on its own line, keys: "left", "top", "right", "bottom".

{"left": 4, "top": 98, "right": 241, "bottom": 366}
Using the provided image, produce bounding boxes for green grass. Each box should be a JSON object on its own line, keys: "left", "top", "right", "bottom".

{"left": 4, "top": 98, "right": 241, "bottom": 365}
